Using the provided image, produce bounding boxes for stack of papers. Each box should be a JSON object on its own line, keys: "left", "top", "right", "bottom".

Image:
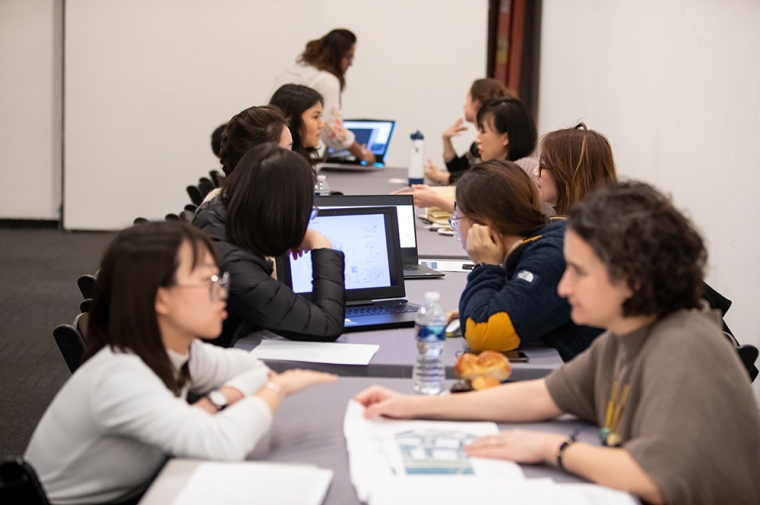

{"left": 344, "top": 401, "right": 638, "bottom": 505}
{"left": 250, "top": 340, "right": 379, "bottom": 365}
{"left": 169, "top": 461, "right": 333, "bottom": 505}
{"left": 343, "top": 400, "right": 525, "bottom": 503}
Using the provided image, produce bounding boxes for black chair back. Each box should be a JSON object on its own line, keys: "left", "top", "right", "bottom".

{"left": 737, "top": 345, "right": 759, "bottom": 382}
{"left": 53, "top": 324, "right": 85, "bottom": 373}
{"left": 0, "top": 458, "right": 51, "bottom": 505}
{"left": 77, "top": 274, "right": 96, "bottom": 300}
{"left": 79, "top": 298, "right": 91, "bottom": 313}
{"left": 186, "top": 185, "right": 202, "bottom": 206}
{"left": 198, "top": 178, "right": 214, "bottom": 199}
{"left": 209, "top": 170, "right": 222, "bottom": 187}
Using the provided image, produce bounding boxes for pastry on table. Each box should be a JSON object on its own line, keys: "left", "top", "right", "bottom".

{"left": 451, "top": 350, "right": 512, "bottom": 392}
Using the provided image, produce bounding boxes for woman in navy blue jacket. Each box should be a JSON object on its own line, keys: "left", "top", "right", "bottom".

{"left": 450, "top": 161, "right": 601, "bottom": 361}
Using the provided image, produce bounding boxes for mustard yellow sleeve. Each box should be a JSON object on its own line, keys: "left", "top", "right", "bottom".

{"left": 464, "top": 312, "right": 521, "bottom": 352}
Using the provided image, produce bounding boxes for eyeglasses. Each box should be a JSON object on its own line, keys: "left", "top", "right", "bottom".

{"left": 310, "top": 206, "right": 319, "bottom": 221}
{"left": 449, "top": 202, "right": 466, "bottom": 232}
{"left": 174, "top": 271, "right": 230, "bottom": 302}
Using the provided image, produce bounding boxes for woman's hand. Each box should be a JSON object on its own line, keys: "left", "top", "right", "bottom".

{"left": 466, "top": 224, "right": 504, "bottom": 266}
{"left": 464, "top": 429, "right": 565, "bottom": 465}
{"left": 298, "top": 229, "right": 332, "bottom": 251}
{"left": 411, "top": 184, "right": 453, "bottom": 211}
{"left": 424, "top": 159, "right": 451, "bottom": 184}
{"left": 446, "top": 309, "right": 459, "bottom": 324}
{"left": 268, "top": 369, "right": 337, "bottom": 397}
{"left": 361, "top": 144, "right": 376, "bottom": 165}
{"left": 443, "top": 118, "right": 468, "bottom": 140}
{"left": 354, "top": 386, "right": 417, "bottom": 419}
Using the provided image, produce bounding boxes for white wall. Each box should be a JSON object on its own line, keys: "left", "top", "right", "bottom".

{"left": 63, "top": 0, "right": 487, "bottom": 230}
{"left": 0, "top": 0, "right": 62, "bottom": 220}
{"left": 539, "top": 0, "right": 760, "bottom": 394}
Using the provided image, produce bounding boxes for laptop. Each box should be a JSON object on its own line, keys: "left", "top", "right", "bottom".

{"left": 276, "top": 206, "right": 420, "bottom": 332}
{"left": 318, "top": 119, "right": 396, "bottom": 170}
{"left": 314, "top": 194, "right": 444, "bottom": 279}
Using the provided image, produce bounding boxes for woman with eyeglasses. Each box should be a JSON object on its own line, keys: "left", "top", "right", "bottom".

{"left": 412, "top": 97, "right": 538, "bottom": 213}
{"left": 193, "top": 143, "right": 346, "bottom": 347}
{"left": 273, "top": 29, "right": 375, "bottom": 165}
{"left": 25, "top": 221, "right": 336, "bottom": 505}
{"left": 447, "top": 160, "right": 602, "bottom": 361}
{"left": 534, "top": 123, "right": 617, "bottom": 215}
{"left": 356, "top": 182, "right": 760, "bottom": 505}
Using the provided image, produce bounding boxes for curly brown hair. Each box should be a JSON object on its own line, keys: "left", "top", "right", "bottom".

{"left": 299, "top": 29, "right": 356, "bottom": 90}
{"left": 567, "top": 181, "right": 707, "bottom": 318}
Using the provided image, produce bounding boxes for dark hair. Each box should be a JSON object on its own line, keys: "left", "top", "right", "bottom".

{"left": 539, "top": 123, "right": 617, "bottom": 214}
{"left": 456, "top": 160, "right": 547, "bottom": 237}
{"left": 298, "top": 29, "right": 357, "bottom": 90}
{"left": 270, "top": 84, "right": 323, "bottom": 164}
{"left": 218, "top": 105, "right": 289, "bottom": 176}
{"left": 476, "top": 98, "right": 537, "bottom": 161}
{"left": 82, "top": 221, "right": 217, "bottom": 395}
{"left": 469, "top": 78, "right": 515, "bottom": 104}
{"left": 211, "top": 123, "right": 226, "bottom": 158}
{"left": 568, "top": 181, "right": 707, "bottom": 318}
{"left": 222, "top": 144, "right": 315, "bottom": 258}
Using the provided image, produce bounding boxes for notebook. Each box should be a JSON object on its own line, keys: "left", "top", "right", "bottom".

{"left": 276, "top": 207, "right": 419, "bottom": 332}
{"left": 318, "top": 119, "right": 396, "bottom": 170}
{"left": 314, "top": 194, "right": 444, "bottom": 279}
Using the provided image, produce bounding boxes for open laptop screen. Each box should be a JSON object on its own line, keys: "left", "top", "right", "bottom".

{"left": 277, "top": 207, "right": 405, "bottom": 301}
{"left": 326, "top": 120, "right": 396, "bottom": 158}
{"left": 314, "top": 195, "right": 417, "bottom": 260}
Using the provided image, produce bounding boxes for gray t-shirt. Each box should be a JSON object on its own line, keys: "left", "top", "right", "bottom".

{"left": 545, "top": 308, "right": 760, "bottom": 505}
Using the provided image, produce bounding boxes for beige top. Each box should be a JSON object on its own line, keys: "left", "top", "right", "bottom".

{"left": 546, "top": 308, "right": 760, "bottom": 505}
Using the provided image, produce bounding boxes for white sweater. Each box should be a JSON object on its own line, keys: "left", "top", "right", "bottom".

{"left": 24, "top": 339, "right": 271, "bottom": 505}
{"left": 273, "top": 62, "right": 355, "bottom": 150}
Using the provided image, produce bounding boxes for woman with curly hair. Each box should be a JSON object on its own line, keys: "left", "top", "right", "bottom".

{"left": 356, "top": 181, "right": 760, "bottom": 505}
{"left": 534, "top": 123, "right": 617, "bottom": 215}
{"left": 273, "top": 29, "right": 375, "bottom": 164}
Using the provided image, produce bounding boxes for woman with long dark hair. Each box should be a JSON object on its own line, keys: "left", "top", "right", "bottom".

{"left": 270, "top": 84, "right": 325, "bottom": 165}
{"left": 24, "top": 221, "right": 335, "bottom": 504}
{"left": 273, "top": 29, "right": 375, "bottom": 164}
{"left": 193, "top": 143, "right": 346, "bottom": 347}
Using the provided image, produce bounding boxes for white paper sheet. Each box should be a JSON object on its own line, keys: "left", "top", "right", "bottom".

{"left": 343, "top": 400, "right": 525, "bottom": 503}
{"left": 170, "top": 462, "right": 333, "bottom": 505}
{"left": 250, "top": 340, "right": 379, "bottom": 365}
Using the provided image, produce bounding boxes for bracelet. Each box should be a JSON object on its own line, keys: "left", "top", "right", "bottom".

{"left": 263, "top": 381, "right": 284, "bottom": 398}
{"left": 556, "top": 431, "right": 580, "bottom": 471}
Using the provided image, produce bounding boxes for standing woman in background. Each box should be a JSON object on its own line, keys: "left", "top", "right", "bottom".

{"left": 534, "top": 123, "right": 617, "bottom": 215}
{"left": 270, "top": 84, "right": 326, "bottom": 167}
{"left": 425, "top": 78, "right": 515, "bottom": 184}
{"left": 274, "top": 29, "right": 375, "bottom": 164}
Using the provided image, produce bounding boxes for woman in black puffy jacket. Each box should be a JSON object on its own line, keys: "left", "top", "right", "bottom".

{"left": 193, "top": 143, "right": 345, "bottom": 347}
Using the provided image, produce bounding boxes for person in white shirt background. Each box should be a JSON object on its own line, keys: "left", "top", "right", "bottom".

{"left": 24, "top": 221, "right": 336, "bottom": 505}
{"left": 274, "top": 28, "right": 376, "bottom": 165}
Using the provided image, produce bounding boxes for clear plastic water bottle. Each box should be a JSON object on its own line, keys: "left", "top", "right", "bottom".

{"left": 408, "top": 131, "right": 425, "bottom": 186}
{"left": 315, "top": 175, "right": 330, "bottom": 196}
{"left": 413, "top": 291, "right": 447, "bottom": 395}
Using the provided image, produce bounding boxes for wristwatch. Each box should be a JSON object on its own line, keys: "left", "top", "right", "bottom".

{"left": 207, "top": 390, "right": 228, "bottom": 412}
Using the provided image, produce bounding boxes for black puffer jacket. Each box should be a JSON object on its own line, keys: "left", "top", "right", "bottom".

{"left": 193, "top": 196, "right": 346, "bottom": 347}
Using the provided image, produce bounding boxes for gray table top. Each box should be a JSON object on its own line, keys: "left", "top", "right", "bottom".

{"left": 234, "top": 272, "right": 563, "bottom": 380}
{"left": 139, "top": 377, "right": 600, "bottom": 505}
{"left": 319, "top": 166, "right": 468, "bottom": 259}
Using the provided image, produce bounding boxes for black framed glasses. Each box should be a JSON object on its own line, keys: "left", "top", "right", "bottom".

{"left": 310, "top": 206, "right": 319, "bottom": 221}
{"left": 175, "top": 271, "right": 230, "bottom": 302}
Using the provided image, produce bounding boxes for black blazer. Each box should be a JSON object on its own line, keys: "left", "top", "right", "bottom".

{"left": 193, "top": 196, "right": 346, "bottom": 347}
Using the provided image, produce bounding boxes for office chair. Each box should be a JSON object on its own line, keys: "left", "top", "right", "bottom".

{"left": 74, "top": 312, "right": 89, "bottom": 341}
{"left": 164, "top": 213, "right": 181, "bottom": 222}
{"left": 186, "top": 185, "right": 202, "bottom": 206}
{"left": 0, "top": 458, "right": 51, "bottom": 505}
{"left": 53, "top": 324, "right": 85, "bottom": 374}
{"left": 133, "top": 217, "right": 148, "bottom": 225}
{"left": 184, "top": 203, "right": 197, "bottom": 212}
{"left": 79, "top": 299, "right": 91, "bottom": 313}
{"left": 209, "top": 169, "right": 222, "bottom": 187}
{"left": 737, "top": 345, "right": 759, "bottom": 382}
{"left": 77, "top": 274, "right": 96, "bottom": 300}
{"left": 198, "top": 177, "right": 214, "bottom": 199}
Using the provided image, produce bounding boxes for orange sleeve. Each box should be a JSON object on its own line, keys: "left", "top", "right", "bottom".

{"left": 464, "top": 312, "right": 521, "bottom": 353}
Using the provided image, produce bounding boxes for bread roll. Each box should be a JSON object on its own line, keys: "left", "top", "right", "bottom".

{"left": 454, "top": 350, "right": 511, "bottom": 385}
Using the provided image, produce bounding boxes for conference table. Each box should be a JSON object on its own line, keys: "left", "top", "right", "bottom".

{"left": 139, "top": 377, "right": 606, "bottom": 505}
{"left": 233, "top": 166, "right": 564, "bottom": 380}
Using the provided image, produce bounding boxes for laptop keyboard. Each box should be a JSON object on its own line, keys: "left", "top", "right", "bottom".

{"left": 403, "top": 264, "right": 419, "bottom": 271}
{"left": 346, "top": 304, "right": 420, "bottom": 316}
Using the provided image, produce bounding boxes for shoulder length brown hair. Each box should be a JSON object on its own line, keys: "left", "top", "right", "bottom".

{"left": 298, "top": 29, "right": 356, "bottom": 90}
{"left": 82, "top": 221, "right": 217, "bottom": 395}
{"left": 456, "top": 160, "right": 547, "bottom": 237}
{"left": 539, "top": 123, "right": 617, "bottom": 214}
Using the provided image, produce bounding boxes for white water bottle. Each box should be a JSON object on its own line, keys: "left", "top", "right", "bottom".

{"left": 408, "top": 131, "right": 424, "bottom": 185}
{"left": 315, "top": 175, "right": 330, "bottom": 196}
{"left": 412, "top": 291, "right": 447, "bottom": 395}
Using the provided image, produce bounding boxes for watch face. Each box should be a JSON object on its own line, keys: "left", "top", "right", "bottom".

{"left": 208, "top": 390, "right": 227, "bottom": 410}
